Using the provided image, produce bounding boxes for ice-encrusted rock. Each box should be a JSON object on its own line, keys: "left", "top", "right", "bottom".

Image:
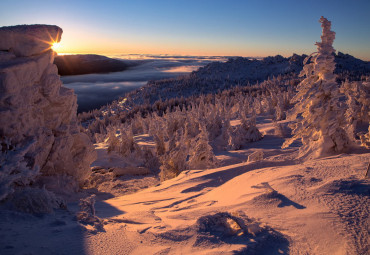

{"left": 0, "top": 25, "right": 62, "bottom": 57}
{"left": 0, "top": 25, "right": 96, "bottom": 201}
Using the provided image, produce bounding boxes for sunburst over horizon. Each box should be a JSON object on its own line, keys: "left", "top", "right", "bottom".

{"left": 51, "top": 42, "right": 61, "bottom": 52}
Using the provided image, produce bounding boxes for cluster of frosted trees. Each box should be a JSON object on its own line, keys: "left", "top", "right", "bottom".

{"left": 79, "top": 17, "right": 370, "bottom": 180}
{"left": 83, "top": 77, "right": 296, "bottom": 180}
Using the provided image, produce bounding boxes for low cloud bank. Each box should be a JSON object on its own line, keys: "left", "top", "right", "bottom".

{"left": 61, "top": 54, "right": 227, "bottom": 112}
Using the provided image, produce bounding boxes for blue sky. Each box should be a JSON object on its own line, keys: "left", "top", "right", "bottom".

{"left": 1, "top": 0, "right": 369, "bottom": 59}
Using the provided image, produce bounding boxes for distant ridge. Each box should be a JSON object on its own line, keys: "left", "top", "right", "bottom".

{"left": 54, "top": 54, "right": 130, "bottom": 75}
{"left": 121, "top": 53, "right": 370, "bottom": 107}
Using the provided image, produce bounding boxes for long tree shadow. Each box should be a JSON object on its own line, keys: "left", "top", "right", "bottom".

{"left": 181, "top": 160, "right": 297, "bottom": 194}
{"left": 251, "top": 182, "right": 306, "bottom": 209}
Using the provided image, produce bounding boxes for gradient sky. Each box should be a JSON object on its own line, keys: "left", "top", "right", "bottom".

{"left": 1, "top": 0, "right": 369, "bottom": 59}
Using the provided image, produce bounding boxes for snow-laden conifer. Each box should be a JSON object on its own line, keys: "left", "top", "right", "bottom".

{"left": 283, "top": 17, "right": 350, "bottom": 158}
{"left": 227, "top": 114, "right": 262, "bottom": 150}
{"left": 187, "top": 125, "right": 218, "bottom": 170}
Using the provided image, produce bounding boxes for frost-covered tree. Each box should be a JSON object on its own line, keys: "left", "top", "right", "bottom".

{"left": 187, "top": 125, "right": 218, "bottom": 170}
{"left": 283, "top": 17, "right": 350, "bottom": 158}
{"left": 159, "top": 143, "right": 188, "bottom": 181}
{"left": 107, "top": 126, "right": 142, "bottom": 158}
{"left": 341, "top": 80, "right": 370, "bottom": 140}
{"left": 227, "top": 115, "right": 262, "bottom": 150}
{"left": 154, "top": 133, "right": 166, "bottom": 156}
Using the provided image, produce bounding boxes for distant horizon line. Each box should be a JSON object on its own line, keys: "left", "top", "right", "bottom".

{"left": 55, "top": 52, "right": 369, "bottom": 61}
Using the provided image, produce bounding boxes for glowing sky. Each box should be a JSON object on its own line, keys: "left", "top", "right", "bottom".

{"left": 1, "top": 0, "right": 369, "bottom": 59}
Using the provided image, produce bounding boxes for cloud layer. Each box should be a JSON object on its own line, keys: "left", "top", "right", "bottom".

{"left": 62, "top": 54, "right": 227, "bottom": 112}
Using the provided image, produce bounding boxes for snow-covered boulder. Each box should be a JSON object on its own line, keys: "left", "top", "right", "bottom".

{"left": 0, "top": 25, "right": 62, "bottom": 57}
{"left": 0, "top": 25, "right": 96, "bottom": 202}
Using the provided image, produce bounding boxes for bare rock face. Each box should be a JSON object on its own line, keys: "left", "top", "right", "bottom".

{"left": 0, "top": 25, "right": 96, "bottom": 199}
{"left": 0, "top": 25, "right": 62, "bottom": 57}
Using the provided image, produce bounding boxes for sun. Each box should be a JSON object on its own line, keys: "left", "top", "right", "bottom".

{"left": 51, "top": 42, "right": 61, "bottom": 52}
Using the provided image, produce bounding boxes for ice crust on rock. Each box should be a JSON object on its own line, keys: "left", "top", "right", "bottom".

{"left": 0, "top": 25, "right": 62, "bottom": 57}
{"left": 0, "top": 25, "right": 96, "bottom": 202}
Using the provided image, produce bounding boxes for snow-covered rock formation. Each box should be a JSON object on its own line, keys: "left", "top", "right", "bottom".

{"left": 0, "top": 25, "right": 62, "bottom": 57}
{"left": 0, "top": 25, "right": 96, "bottom": 201}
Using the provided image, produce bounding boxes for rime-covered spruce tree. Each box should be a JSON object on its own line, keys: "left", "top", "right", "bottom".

{"left": 283, "top": 17, "right": 350, "bottom": 158}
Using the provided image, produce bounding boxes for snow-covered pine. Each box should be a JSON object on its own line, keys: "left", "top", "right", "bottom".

{"left": 227, "top": 114, "right": 262, "bottom": 150}
{"left": 106, "top": 128, "right": 120, "bottom": 153}
{"left": 159, "top": 143, "right": 188, "bottom": 181}
{"left": 154, "top": 133, "right": 166, "bottom": 156}
{"left": 187, "top": 125, "right": 218, "bottom": 170}
{"left": 282, "top": 16, "right": 350, "bottom": 158}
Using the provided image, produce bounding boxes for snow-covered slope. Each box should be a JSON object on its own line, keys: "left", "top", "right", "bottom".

{"left": 1, "top": 118, "right": 368, "bottom": 255}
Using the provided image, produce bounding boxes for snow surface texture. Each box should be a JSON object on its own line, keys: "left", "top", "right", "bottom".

{"left": 1, "top": 118, "right": 368, "bottom": 254}
{"left": 0, "top": 25, "right": 96, "bottom": 204}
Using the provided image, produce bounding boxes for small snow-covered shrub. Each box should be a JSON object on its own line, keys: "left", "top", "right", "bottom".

{"left": 107, "top": 127, "right": 143, "bottom": 159}
{"left": 187, "top": 126, "right": 218, "bottom": 170}
{"left": 159, "top": 149, "right": 188, "bottom": 181}
{"left": 76, "top": 194, "right": 105, "bottom": 232}
{"left": 227, "top": 117, "right": 262, "bottom": 150}
{"left": 78, "top": 194, "right": 96, "bottom": 218}
{"left": 8, "top": 187, "right": 64, "bottom": 214}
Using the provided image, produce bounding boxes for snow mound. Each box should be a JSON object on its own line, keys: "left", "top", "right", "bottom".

{"left": 7, "top": 187, "right": 65, "bottom": 214}
{"left": 153, "top": 211, "right": 289, "bottom": 254}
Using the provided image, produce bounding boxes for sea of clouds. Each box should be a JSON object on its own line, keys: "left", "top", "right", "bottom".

{"left": 62, "top": 54, "right": 228, "bottom": 112}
